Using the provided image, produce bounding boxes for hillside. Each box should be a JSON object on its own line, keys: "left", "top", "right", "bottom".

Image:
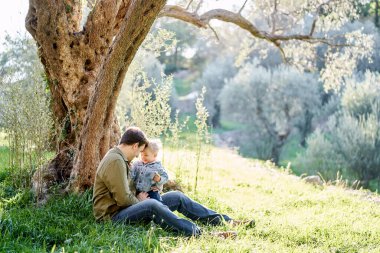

{"left": 1, "top": 146, "right": 380, "bottom": 252}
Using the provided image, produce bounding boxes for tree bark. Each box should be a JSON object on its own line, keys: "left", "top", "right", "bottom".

{"left": 26, "top": 0, "right": 167, "bottom": 193}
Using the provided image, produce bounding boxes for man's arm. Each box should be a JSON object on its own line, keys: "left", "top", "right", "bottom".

{"left": 103, "top": 159, "right": 139, "bottom": 207}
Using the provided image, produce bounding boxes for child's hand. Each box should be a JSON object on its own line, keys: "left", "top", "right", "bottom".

{"left": 153, "top": 173, "right": 161, "bottom": 182}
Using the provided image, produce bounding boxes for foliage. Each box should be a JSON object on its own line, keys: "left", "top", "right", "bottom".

{"left": 193, "top": 55, "right": 238, "bottom": 127}
{"left": 293, "top": 129, "right": 346, "bottom": 180}
{"left": 211, "top": 0, "right": 374, "bottom": 92}
{"left": 164, "top": 110, "right": 189, "bottom": 182}
{"left": 341, "top": 71, "right": 380, "bottom": 118}
{"left": 219, "top": 61, "right": 322, "bottom": 163}
{"left": 125, "top": 71, "right": 173, "bottom": 138}
{"left": 295, "top": 71, "right": 380, "bottom": 189}
{"left": 116, "top": 28, "right": 178, "bottom": 132}
{"left": 193, "top": 87, "right": 210, "bottom": 193}
{"left": 157, "top": 20, "right": 200, "bottom": 74}
{"left": 0, "top": 35, "right": 52, "bottom": 188}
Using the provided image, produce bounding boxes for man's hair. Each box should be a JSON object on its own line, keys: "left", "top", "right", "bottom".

{"left": 119, "top": 127, "right": 148, "bottom": 147}
{"left": 146, "top": 139, "right": 161, "bottom": 154}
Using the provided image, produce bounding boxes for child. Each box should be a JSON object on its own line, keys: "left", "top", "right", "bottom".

{"left": 131, "top": 140, "right": 169, "bottom": 202}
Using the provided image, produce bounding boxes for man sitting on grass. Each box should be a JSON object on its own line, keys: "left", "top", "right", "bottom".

{"left": 92, "top": 127, "right": 254, "bottom": 238}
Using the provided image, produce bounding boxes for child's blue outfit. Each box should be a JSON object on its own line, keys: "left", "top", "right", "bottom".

{"left": 131, "top": 160, "right": 169, "bottom": 202}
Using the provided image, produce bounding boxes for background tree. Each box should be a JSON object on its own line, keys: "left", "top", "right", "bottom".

{"left": 193, "top": 55, "right": 237, "bottom": 127}
{"left": 219, "top": 63, "right": 321, "bottom": 164}
{"left": 158, "top": 21, "right": 199, "bottom": 74}
{"left": 25, "top": 0, "right": 373, "bottom": 193}
{"left": 294, "top": 72, "right": 380, "bottom": 189}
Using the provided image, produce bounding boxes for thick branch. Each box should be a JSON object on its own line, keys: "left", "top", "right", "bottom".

{"left": 84, "top": 0, "right": 124, "bottom": 54}
{"left": 65, "top": 0, "right": 83, "bottom": 32}
{"left": 160, "top": 5, "right": 336, "bottom": 49}
{"left": 113, "top": 0, "right": 133, "bottom": 34}
{"left": 26, "top": 0, "right": 73, "bottom": 92}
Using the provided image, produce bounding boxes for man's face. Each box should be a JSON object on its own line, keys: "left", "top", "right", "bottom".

{"left": 133, "top": 143, "right": 146, "bottom": 158}
{"left": 141, "top": 148, "right": 156, "bottom": 163}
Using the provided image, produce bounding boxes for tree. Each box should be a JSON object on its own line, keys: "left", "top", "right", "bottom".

{"left": 157, "top": 20, "right": 199, "bottom": 73}
{"left": 219, "top": 63, "right": 321, "bottom": 164}
{"left": 295, "top": 71, "right": 380, "bottom": 188}
{"left": 25, "top": 0, "right": 372, "bottom": 192}
{"left": 193, "top": 55, "right": 237, "bottom": 127}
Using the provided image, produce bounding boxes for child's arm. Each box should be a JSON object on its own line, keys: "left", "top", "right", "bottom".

{"left": 155, "top": 165, "right": 169, "bottom": 186}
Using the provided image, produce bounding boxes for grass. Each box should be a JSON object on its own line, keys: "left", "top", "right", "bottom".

{"left": 279, "top": 134, "right": 304, "bottom": 172}
{"left": 0, "top": 146, "right": 9, "bottom": 169}
{"left": 173, "top": 77, "right": 193, "bottom": 96}
{"left": 0, "top": 132, "right": 7, "bottom": 146}
{"left": 1, "top": 147, "right": 380, "bottom": 252}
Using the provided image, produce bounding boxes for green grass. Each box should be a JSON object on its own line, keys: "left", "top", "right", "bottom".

{"left": 0, "top": 146, "right": 9, "bottom": 169}
{"left": 279, "top": 134, "right": 304, "bottom": 171}
{"left": 1, "top": 147, "right": 380, "bottom": 252}
{"left": 173, "top": 77, "right": 193, "bottom": 96}
{"left": 219, "top": 119, "right": 245, "bottom": 131}
{"left": 0, "top": 132, "right": 7, "bottom": 146}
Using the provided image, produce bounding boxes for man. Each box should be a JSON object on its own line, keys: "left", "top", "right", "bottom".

{"left": 93, "top": 127, "right": 253, "bottom": 237}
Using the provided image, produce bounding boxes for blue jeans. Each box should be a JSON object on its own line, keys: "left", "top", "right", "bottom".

{"left": 111, "top": 191, "right": 232, "bottom": 236}
{"left": 147, "top": 190, "right": 162, "bottom": 202}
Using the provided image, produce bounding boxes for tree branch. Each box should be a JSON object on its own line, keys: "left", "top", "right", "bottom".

{"left": 238, "top": 0, "right": 249, "bottom": 15}
{"left": 195, "top": 0, "right": 203, "bottom": 13}
{"left": 271, "top": 0, "right": 278, "bottom": 34}
{"left": 26, "top": 0, "right": 72, "bottom": 88}
{"left": 64, "top": 0, "right": 83, "bottom": 32}
{"left": 208, "top": 24, "right": 220, "bottom": 41}
{"left": 84, "top": 0, "right": 125, "bottom": 53}
{"left": 309, "top": 0, "right": 335, "bottom": 36}
{"left": 160, "top": 4, "right": 342, "bottom": 54}
{"left": 186, "top": 0, "right": 194, "bottom": 10}
{"left": 112, "top": 0, "right": 133, "bottom": 36}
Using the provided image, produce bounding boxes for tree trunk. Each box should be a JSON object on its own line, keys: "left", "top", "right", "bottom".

{"left": 211, "top": 102, "right": 221, "bottom": 128}
{"left": 26, "top": 0, "right": 167, "bottom": 194}
{"left": 270, "top": 136, "right": 286, "bottom": 165}
{"left": 300, "top": 109, "right": 312, "bottom": 147}
{"left": 375, "top": 0, "right": 379, "bottom": 27}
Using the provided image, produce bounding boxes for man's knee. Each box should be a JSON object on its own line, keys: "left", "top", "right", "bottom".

{"left": 165, "top": 191, "right": 186, "bottom": 201}
{"left": 146, "top": 199, "right": 166, "bottom": 211}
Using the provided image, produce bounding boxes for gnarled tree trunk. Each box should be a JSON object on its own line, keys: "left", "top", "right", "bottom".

{"left": 26, "top": 0, "right": 167, "bottom": 193}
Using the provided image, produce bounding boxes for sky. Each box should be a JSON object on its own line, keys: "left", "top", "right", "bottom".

{"left": 0, "top": 0, "right": 246, "bottom": 50}
{"left": 0, "top": 0, "right": 28, "bottom": 39}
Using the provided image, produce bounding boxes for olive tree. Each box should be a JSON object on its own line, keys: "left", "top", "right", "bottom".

{"left": 219, "top": 62, "right": 321, "bottom": 164}
{"left": 295, "top": 71, "right": 380, "bottom": 188}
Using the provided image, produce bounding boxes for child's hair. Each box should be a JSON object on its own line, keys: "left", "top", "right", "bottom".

{"left": 146, "top": 139, "right": 161, "bottom": 154}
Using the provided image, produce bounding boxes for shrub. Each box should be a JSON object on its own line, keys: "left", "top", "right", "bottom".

{"left": 293, "top": 129, "right": 346, "bottom": 179}
{"left": 219, "top": 61, "right": 322, "bottom": 164}
{"left": 296, "top": 72, "right": 380, "bottom": 189}
{"left": 0, "top": 36, "right": 52, "bottom": 188}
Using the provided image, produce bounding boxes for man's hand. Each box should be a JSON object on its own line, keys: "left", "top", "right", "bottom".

{"left": 153, "top": 173, "right": 161, "bottom": 182}
{"left": 150, "top": 186, "right": 160, "bottom": 192}
{"left": 137, "top": 192, "right": 149, "bottom": 201}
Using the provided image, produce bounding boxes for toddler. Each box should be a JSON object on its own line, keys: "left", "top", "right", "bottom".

{"left": 131, "top": 140, "right": 169, "bottom": 202}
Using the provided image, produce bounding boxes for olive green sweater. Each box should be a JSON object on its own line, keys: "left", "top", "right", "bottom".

{"left": 92, "top": 147, "right": 139, "bottom": 221}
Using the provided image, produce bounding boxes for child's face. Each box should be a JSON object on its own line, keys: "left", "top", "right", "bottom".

{"left": 141, "top": 148, "right": 157, "bottom": 163}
